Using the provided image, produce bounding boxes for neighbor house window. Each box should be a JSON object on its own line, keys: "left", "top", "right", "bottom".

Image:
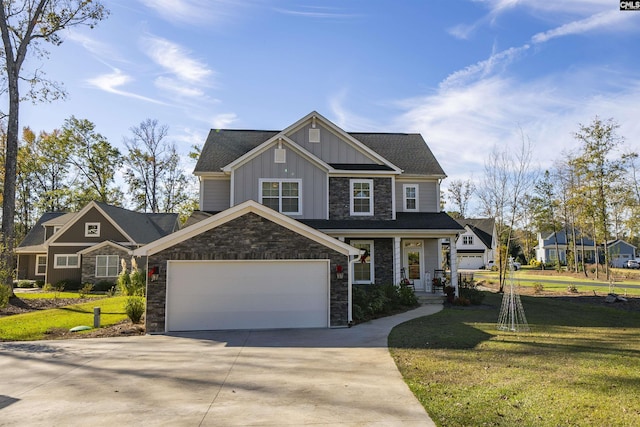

{"left": 463, "top": 235, "right": 474, "bottom": 245}
{"left": 403, "top": 184, "right": 418, "bottom": 211}
{"left": 350, "top": 179, "right": 373, "bottom": 216}
{"left": 54, "top": 254, "right": 79, "bottom": 269}
{"left": 35, "top": 254, "right": 47, "bottom": 276}
{"left": 96, "top": 255, "right": 119, "bottom": 277}
{"left": 351, "top": 240, "right": 374, "bottom": 283}
{"left": 85, "top": 222, "right": 101, "bottom": 237}
{"left": 259, "top": 179, "right": 302, "bottom": 215}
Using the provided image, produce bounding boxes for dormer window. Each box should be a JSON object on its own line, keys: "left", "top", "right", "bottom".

{"left": 85, "top": 222, "right": 101, "bottom": 237}
{"left": 53, "top": 226, "right": 62, "bottom": 234}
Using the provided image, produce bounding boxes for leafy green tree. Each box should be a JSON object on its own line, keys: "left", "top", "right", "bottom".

{"left": 61, "top": 116, "right": 123, "bottom": 207}
{"left": 571, "top": 117, "right": 625, "bottom": 279}
{"left": 531, "top": 170, "right": 561, "bottom": 270}
{"left": 0, "top": 0, "right": 108, "bottom": 287}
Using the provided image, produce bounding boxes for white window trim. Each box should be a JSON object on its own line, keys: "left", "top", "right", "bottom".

{"left": 463, "top": 235, "right": 474, "bottom": 245}
{"left": 35, "top": 254, "right": 47, "bottom": 276}
{"left": 403, "top": 184, "right": 419, "bottom": 212}
{"left": 85, "top": 222, "right": 101, "bottom": 237}
{"left": 258, "top": 178, "right": 303, "bottom": 215}
{"left": 351, "top": 239, "right": 374, "bottom": 284}
{"left": 54, "top": 254, "right": 80, "bottom": 269}
{"left": 95, "top": 255, "right": 120, "bottom": 278}
{"left": 350, "top": 179, "right": 374, "bottom": 216}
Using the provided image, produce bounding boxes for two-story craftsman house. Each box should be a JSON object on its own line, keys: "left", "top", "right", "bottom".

{"left": 136, "top": 111, "right": 463, "bottom": 333}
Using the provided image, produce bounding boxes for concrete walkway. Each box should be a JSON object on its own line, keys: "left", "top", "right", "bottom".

{"left": 0, "top": 304, "right": 442, "bottom": 426}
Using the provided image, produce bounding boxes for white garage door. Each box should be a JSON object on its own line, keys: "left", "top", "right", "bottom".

{"left": 166, "top": 260, "right": 329, "bottom": 331}
{"left": 458, "top": 255, "right": 483, "bottom": 270}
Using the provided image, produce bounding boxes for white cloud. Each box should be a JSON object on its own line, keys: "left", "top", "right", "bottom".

{"left": 532, "top": 10, "right": 637, "bottom": 43}
{"left": 154, "top": 76, "right": 204, "bottom": 98}
{"left": 142, "top": 36, "right": 213, "bottom": 85}
{"left": 86, "top": 69, "right": 166, "bottom": 104}
{"left": 275, "top": 6, "right": 359, "bottom": 20}
{"left": 211, "top": 113, "right": 237, "bottom": 129}
{"left": 65, "top": 30, "right": 124, "bottom": 62}
{"left": 138, "top": 0, "right": 215, "bottom": 24}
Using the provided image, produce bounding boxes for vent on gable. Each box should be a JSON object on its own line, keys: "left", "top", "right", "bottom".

{"left": 309, "top": 128, "right": 320, "bottom": 143}
{"left": 274, "top": 147, "right": 286, "bottom": 163}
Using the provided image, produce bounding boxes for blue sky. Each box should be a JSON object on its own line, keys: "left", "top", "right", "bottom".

{"left": 18, "top": 0, "right": 640, "bottom": 200}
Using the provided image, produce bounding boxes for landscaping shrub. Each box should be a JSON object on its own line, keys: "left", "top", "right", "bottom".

{"left": 567, "top": 284, "right": 578, "bottom": 293}
{"left": 34, "top": 280, "right": 44, "bottom": 288}
{"left": 453, "top": 296, "right": 471, "bottom": 306}
{"left": 444, "top": 285, "right": 455, "bottom": 303}
{"left": 55, "top": 280, "right": 81, "bottom": 291}
{"left": 533, "top": 282, "right": 544, "bottom": 294}
{"left": 93, "top": 280, "right": 115, "bottom": 292}
{"left": 0, "top": 284, "right": 11, "bottom": 308}
{"left": 125, "top": 296, "right": 145, "bottom": 323}
{"left": 459, "top": 286, "right": 485, "bottom": 305}
{"left": 117, "top": 260, "right": 145, "bottom": 296}
{"left": 352, "top": 284, "right": 419, "bottom": 323}
{"left": 79, "top": 283, "right": 94, "bottom": 297}
{"left": 16, "top": 280, "right": 34, "bottom": 288}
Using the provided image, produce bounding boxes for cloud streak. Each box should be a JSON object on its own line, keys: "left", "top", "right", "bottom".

{"left": 142, "top": 36, "right": 213, "bottom": 84}
{"left": 86, "top": 69, "right": 166, "bottom": 104}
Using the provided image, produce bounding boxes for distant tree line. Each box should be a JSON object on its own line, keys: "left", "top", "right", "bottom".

{"left": 447, "top": 116, "right": 635, "bottom": 285}
{"left": 3, "top": 116, "right": 198, "bottom": 244}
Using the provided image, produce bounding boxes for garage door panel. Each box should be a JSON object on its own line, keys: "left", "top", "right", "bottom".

{"left": 166, "top": 260, "right": 329, "bottom": 331}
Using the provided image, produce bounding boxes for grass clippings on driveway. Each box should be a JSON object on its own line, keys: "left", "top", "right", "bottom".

{"left": 0, "top": 296, "right": 131, "bottom": 341}
{"left": 389, "top": 292, "right": 640, "bottom": 427}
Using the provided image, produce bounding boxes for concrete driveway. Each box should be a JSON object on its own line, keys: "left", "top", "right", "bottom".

{"left": 0, "top": 304, "right": 442, "bottom": 426}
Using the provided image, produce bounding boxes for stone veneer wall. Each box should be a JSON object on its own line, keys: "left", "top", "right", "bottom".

{"left": 81, "top": 245, "right": 130, "bottom": 285}
{"left": 146, "top": 213, "right": 350, "bottom": 333}
{"left": 346, "top": 238, "right": 393, "bottom": 285}
{"left": 328, "top": 177, "right": 393, "bottom": 220}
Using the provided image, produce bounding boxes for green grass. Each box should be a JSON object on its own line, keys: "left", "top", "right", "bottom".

{"left": 17, "top": 291, "right": 104, "bottom": 300}
{"left": 0, "top": 296, "right": 130, "bottom": 341}
{"left": 389, "top": 292, "right": 640, "bottom": 427}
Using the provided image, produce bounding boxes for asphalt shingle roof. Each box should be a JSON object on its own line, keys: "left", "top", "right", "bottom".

{"left": 17, "top": 212, "right": 68, "bottom": 248}
{"left": 194, "top": 129, "right": 446, "bottom": 177}
{"left": 301, "top": 212, "right": 464, "bottom": 231}
{"left": 95, "top": 202, "right": 179, "bottom": 244}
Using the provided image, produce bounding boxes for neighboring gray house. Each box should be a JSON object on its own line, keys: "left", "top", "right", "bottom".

{"left": 607, "top": 239, "right": 636, "bottom": 268}
{"left": 454, "top": 218, "right": 496, "bottom": 269}
{"left": 135, "top": 111, "right": 463, "bottom": 333}
{"left": 535, "top": 230, "right": 596, "bottom": 265}
{"left": 16, "top": 201, "right": 179, "bottom": 286}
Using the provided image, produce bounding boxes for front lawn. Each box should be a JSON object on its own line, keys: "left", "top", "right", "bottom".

{"left": 0, "top": 296, "right": 130, "bottom": 341}
{"left": 389, "top": 292, "right": 640, "bottom": 427}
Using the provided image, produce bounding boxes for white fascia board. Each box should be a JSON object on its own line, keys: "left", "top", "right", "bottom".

{"left": 78, "top": 241, "right": 132, "bottom": 255}
{"left": 134, "top": 200, "right": 360, "bottom": 257}
{"left": 195, "top": 172, "right": 228, "bottom": 178}
{"left": 15, "top": 245, "right": 47, "bottom": 254}
{"left": 321, "top": 229, "right": 464, "bottom": 239}
{"left": 221, "top": 134, "right": 332, "bottom": 173}
{"left": 281, "top": 111, "right": 403, "bottom": 173}
{"left": 398, "top": 174, "right": 447, "bottom": 180}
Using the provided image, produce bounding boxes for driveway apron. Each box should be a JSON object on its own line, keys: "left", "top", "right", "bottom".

{"left": 0, "top": 304, "right": 441, "bottom": 426}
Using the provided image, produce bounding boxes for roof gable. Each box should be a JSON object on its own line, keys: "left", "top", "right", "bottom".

{"left": 16, "top": 212, "right": 68, "bottom": 251}
{"left": 134, "top": 200, "right": 361, "bottom": 257}
{"left": 456, "top": 218, "right": 495, "bottom": 248}
{"left": 193, "top": 111, "right": 445, "bottom": 177}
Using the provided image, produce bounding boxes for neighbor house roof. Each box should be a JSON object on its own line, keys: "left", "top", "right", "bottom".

{"left": 16, "top": 212, "right": 68, "bottom": 251}
{"left": 456, "top": 218, "right": 495, "bottom": 248}
{"left": 194, "top": 130, "right": 446, "bottom": 177}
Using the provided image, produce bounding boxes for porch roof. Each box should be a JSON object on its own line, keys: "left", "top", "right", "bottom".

{"left": 300, "top": 212, "right": 464, "bottom": 233}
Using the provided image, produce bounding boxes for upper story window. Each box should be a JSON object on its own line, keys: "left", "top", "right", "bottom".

{"left": 403, "top": 184, "right": 419, "bottom": 211}
{"left": 462, "top": 235, "right": 474, "bottom": 245}
{"left": 350, "top": 179, "right": 373, "bottom": 216}
{"left": 85, "top": 222, "right": 101, "bottom": 237}
{"left": 259, "top": 179, "right": 302, "bottom": 215}
{"left": 54, "top": 254, "right": 79, "bottom": 269}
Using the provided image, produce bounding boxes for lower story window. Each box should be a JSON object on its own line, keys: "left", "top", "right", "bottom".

{"left": 96, "top": 255, "right": 119, "bottom": 277}
{"left": 35, "top": 254, "right": 47, "bottom": 276}
{"left": 54, "top": 254, "right": 79, "bottom": 269}
{"left": 351, "top": 240, "right": 374, "bottom": 283}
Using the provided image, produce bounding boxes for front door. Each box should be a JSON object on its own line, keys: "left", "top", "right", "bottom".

{"left": 403, "top": 241, "right": 425, "bottom": 291}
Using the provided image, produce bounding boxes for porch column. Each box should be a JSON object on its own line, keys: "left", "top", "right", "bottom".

{"left": 394, "top": 237, "right": 401, "bottom": 285}
{"left": 450, "top": 235, "right": 459, "bottom": 297}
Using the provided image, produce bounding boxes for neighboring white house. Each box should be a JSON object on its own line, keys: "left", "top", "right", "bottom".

{"left": 607, "top": 239, "right": 637, "bottom": 268}
{"left": 454, "top": 218, "right": 496, "bottom": 270}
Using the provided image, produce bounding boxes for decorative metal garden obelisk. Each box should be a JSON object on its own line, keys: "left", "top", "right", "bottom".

{"left": 497, "top": 257, "right": 530, "bottom": 332}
